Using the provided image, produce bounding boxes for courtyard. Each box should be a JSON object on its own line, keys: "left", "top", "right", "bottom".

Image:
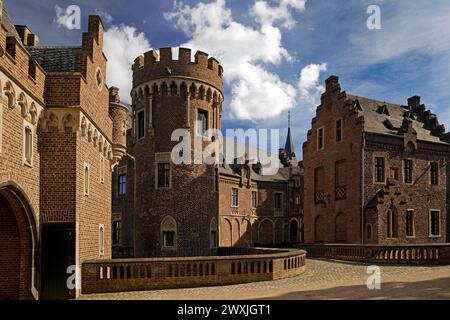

{"left": 79, "top": 259, "right": 450, "bottom": 300}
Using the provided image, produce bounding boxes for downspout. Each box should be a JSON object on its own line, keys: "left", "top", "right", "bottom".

{"left": 361, "top": 131, "right": 366, "bottom": 244}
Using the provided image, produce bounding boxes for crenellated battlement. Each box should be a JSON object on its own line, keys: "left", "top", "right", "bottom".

{"left": 132, "top": 47, "right": 223, "bottom": 93}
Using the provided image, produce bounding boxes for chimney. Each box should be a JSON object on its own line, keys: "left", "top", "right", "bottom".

{"left": 109, "top": 86, "right": 120, "bottom": 104}
{"left": 407, "top": 96, "right": 421, "bottom": 110}
{"left": 325, "top": 75, "right": 340, "bottom": 93}
{"left": 87, "top": 15, "right": 104, "bottom": 46}
{"left": 14, "top": 25, "right": 39, "bottom": 47}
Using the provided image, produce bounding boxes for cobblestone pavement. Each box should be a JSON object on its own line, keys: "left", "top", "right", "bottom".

{"left": 79, "top": 259, "right": 450, "bottom": 300}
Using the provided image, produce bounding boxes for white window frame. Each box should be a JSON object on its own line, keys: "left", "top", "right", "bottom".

{"left": 23, "top": 124, "right": 33, "bottom": 167}
{"left": 231, "top": 187, "right": 239, "bottom": 207}
{"left": 99, "top": 224, "right": 105, "bottom": 256}
{"left": 429, "top": 210, "right": 441, "bottom": 238}
{"left": 100, "top": 155, "right": 105, "bottom": 184}
{"left": 84, "top": 163, "right": 90, "bottom": 196}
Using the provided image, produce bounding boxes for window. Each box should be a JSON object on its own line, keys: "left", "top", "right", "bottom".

{"left": 314, "top": 166, "right": 325, "bottom": 204}
{"left": 430, "top": 162, "right": 439, "bottom": 185}
{"left": 118, "top": 174, "right": 126, "bottom": 196}
{"left": 161, "top": 216, "right": 177, "bottom": 249}
{"left": 406, "top": 210, "right": 414, "bottom": 237}
{"left": 24, "top": 127, "right": 33, "bottom": 165}
{"left": 100, "top": 156, "right": 105, "bottom": 183}
{"left": 335, "top": 160, "right": 347, "bottom": 200}
{"left": 112, "top": 221, "right": 121, "bottom": 245}
{"left": 274, "top": 192, "right": 282, "bottom": 209}
{"left": 317, "top": 127, "right": 324, "bottom": 150}
{"left": 163, "top": 231, "right": 175, "bottom": 248}
{"left": 336, "top": 119, "right": 342, "bottom": 142}
{"left": 137, "top": 110, "right": 145, "bottom": 139}
{"left": 404, "top": 159, "right": 413, "bottom": 184}
{"left": 197, "top": 109, "right": 208, "bottom": 136}
{"left": 231, "top": 188, "right": 238, "bottom": 207}
{"left": 99, "top": 224, "right": 105, "bottom": 255}
{"left": 251, "top": 191, "right": 257, "bottom": 208}
{"left": 387, "top": 207, "right": 398, "bottom": 238}
{"left": 84, "top": 164, "right": 90, "bottom": 196}
{"left": 430, "top": 210, "right": 440, "bottom": 237}
{"left": 210, "top": 230, "right": 217, "bottom": 248}
{"left": 157, "top": 163, "right": 170, "bottom": 188}
{"left": 375, "top": 157, "right": 385, "bottom": 183}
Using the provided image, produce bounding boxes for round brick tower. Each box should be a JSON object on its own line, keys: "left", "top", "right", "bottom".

{"left": 131, "top": 47, "right": 223, "bottom": 257}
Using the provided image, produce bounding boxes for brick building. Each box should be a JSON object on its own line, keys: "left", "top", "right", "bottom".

{"left": 111, "top": 47, "right": 303, "bottom": 258}
{"left": 0, "top": 2, "right": 126, "bottom": 300}
{"left": 303, "top": 76, "right": 450, "bottom": 245}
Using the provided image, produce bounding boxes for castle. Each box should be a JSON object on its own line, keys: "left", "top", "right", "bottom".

{"left": 111, "top": 47, "right": 303, "bottom": 258}
{"left": 2, "top": 1, "right": 450, "bottom": 300}
{"left": 0, "top": 3, "right": 127, "bottom": 299}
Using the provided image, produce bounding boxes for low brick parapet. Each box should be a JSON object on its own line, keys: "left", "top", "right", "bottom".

{"left": 299, "top": 244, "right": 450, "bottom": 265}
{"left": 81, "top": 248, "right": 306, "bottom": 294}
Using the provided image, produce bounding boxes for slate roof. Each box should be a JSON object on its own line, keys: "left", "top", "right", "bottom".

{"left": 28, "top": 46, "right": 81, "bottom": 73}
{"left": 284, "top": 127, "right": 296, "bottom": 159}
{"left": 348, "top": 94, "right": 448, "bottom": 145}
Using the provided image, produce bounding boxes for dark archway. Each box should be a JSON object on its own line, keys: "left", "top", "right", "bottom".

{"left": 290, "top": 219, "right": 298, "bottom": 243}
{"left": 314, "top": 215, "right": 325, "bottom": 243}
{"left": 0, "top": 184, "right": 38, "bottom": 300}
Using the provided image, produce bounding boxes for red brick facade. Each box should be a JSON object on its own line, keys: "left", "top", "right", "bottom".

{"left": 0, "top": 3, "right": 125, "bottom": 299}
{"left": 303, "top": 76, "right": 450, "bottom": 245}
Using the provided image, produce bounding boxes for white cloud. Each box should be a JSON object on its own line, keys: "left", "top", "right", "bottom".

{"left": 94, "top": 9, "right": 114, "bottom": 24}
{"left": 103, "top": 25, "right": 151, "bottom": 103}
{"left": 165, "top": 0, "right": 319, "bottom": 122}
{"left": 298, "top": 63, "right": 327, "bottom": 107}
{"left": 54, "top": 5, "right": 81, "bottom": 30}
{"left": 251, "top": 0, "right": 307, "bottom": 29}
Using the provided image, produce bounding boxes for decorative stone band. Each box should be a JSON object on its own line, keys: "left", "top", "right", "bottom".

{"left": 81, "top": 248, "right": 306, "bottom": 294}
{"left": 132, "top": 77, "right": 224, "bottom": 106}
{"left": 0, "top": 70, "right": 45, "bottom": 126}
{"left": 40, "top": 107, "right": 114, "bottom": 162}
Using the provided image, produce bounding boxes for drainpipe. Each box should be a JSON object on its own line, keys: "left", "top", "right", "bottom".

{"left": 361, "top": 131, "right": 366, "bottom": 244}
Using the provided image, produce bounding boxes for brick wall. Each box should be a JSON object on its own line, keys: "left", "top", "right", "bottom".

{"left": 303, "top": 76, "right": 363, "bottom": 244}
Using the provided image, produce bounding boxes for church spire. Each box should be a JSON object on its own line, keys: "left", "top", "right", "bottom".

{"left": 284, "top": 111, "right": 296, "bottom": 159}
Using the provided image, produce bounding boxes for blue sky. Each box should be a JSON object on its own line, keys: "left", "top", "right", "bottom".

{"left": 5, "top": 0, "right": 450, "bottom": 158}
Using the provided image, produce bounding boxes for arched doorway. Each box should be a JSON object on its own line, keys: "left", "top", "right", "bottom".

{"left": 258, "top": 219, "right": 274, "bottom": 245}
{"left": 0, "top": 185, "right": 37, "bottom": 300}
{"left": 314, "top": 215, "right": 325, "bottom": 243}
{"left": 220, "top": 218, "right": 232, "bottom": 247}
{"left": 290, "top": 219, "right": 299, "bottom": 243}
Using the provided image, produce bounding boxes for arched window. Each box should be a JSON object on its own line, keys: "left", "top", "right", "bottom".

{"left": 99, "top": 224, "right": 105, "bottom": 255}
{"left": 84, "top": 164, "right": 90, "bottom": 196}
{"left": 24, "top": 126, "right": 33, "bottom": 166}
{"left": 100, "top": 156, "right": 105, "bottom": 184}
{"left": 387, "top": 206, "right": 398, "bottom": 238}
{"left": 161, "top": 216, "right": 177, "bottom": 249}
